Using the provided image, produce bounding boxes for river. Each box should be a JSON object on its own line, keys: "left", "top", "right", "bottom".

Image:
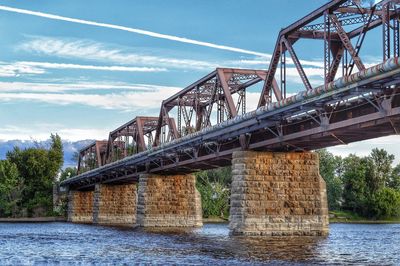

{"left": 0, "top": 222, "right": 399, "bottom": 265}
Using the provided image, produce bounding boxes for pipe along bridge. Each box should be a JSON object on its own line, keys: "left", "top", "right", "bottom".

{"left": 61, "top": 0, "right": 400, "bottom": 236}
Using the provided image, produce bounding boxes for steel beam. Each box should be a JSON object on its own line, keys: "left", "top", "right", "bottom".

{"left": 282, "top": 37, "right": 313, "bottom": 91}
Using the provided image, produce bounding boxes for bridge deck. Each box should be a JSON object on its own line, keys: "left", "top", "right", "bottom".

{"left": 61, "top": 59, "right": 400, "bottom": 190}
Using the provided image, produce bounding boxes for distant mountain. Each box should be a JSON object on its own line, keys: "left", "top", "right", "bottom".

{"left": 0, "top": 139, "right": 94, "bottom": 168}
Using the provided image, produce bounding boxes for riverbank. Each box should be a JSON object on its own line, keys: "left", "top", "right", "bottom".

{"left": 0, "top": 217, "right": 66, "bottom": 223}
{"left": 202, "top": 213, "right": 400, "bottom": 224}
{"left": 203, "top": 216, "right": 228, "bottom": 223}
{"left": 329, "top": 211, "right": 400, "bottom": 224}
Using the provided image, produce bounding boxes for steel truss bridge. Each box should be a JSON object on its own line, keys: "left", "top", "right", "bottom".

{"left": 62, "top": 0, "right": 400, "bottom": 190}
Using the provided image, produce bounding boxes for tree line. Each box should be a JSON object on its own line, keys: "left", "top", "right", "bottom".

{"left": 0, "top": 134, "right": 63, "bottom": 217}
{"left": 320, "top": 148, "right": 400, "bottom": 219}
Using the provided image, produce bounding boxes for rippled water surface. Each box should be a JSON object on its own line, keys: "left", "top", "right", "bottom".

{"left": 0, "top": 222, "right": 399, "bottom": 265}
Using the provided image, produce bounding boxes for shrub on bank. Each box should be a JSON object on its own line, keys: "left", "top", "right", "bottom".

{"left": 369, "top": 188, "right": 400, "bottom": 219}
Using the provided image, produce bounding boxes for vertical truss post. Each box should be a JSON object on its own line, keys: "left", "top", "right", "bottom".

{"left": 394, "top": 7, "right": 400, "bottom": 58}
{"left": 280, "top": 41, "right": 287, "bottom": 98}
{"left": 177, "top": 98, "right": 182, "bottom": 136}
{"left": 324, "top": 10, "right": 331, "bottom": 87}
{"left": 383, "top": 3, "right": 391, "bottom": 60}
{"left": 242, "top": 89, "right": 246, "bottom": 115}
{"left": 219, "top": 88, "right": 224, "bottom": 124}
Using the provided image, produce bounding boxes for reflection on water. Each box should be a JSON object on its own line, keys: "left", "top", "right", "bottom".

{"left": 0, "top": 222, "right": 399, "bottom": 265}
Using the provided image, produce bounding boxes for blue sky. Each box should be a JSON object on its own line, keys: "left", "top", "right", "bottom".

{"left": 0, "top": 0, "right": 398, "bottom": 162}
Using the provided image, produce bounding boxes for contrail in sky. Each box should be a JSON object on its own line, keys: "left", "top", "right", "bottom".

{"left": 0, "top": 5, "right": 269, "bottom": 58}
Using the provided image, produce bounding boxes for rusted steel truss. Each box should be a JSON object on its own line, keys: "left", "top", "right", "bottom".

{"left": 77, "top": 140, "right": 108, "bottom": 174}
{"left": 105, "top": 116, "right": 161, "bottom": 164}
{"left": 153, "top": 68, "right": 269, "bottom": 147}
{"left": 258, "top": 0, "right": 400, "bottom": 107}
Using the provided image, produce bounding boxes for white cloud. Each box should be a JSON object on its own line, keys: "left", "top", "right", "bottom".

{"left": 0, "top": 81, "right": 180, "bottom": 93}
{"left": 0, "top": 87, "right": 181, "bottom": 111}
{"left": 19, "top": 61, "right": 166, "bottom": 72}
{"left": 0, "top": 61, "right": 45, "bottom": 77}
{"left": 0, "top": 124, "right": 107, "bottom": 141}
{"left": 20, "top": 37, "right": 221, "bottom": 70}
{"left": 0, "top": 5, "right": 269, "bottom": 57}
{"left": 0, "top": 60, "right": 166, "bottom": 77}
{"left": 328, "top": 135, "right": 400, "bottom": 165}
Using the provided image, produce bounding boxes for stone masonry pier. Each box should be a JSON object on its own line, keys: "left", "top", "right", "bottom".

{"left": 229, "top": 151, "right": 329, "bottom": 236}
{"left": 67, "top": 190, "right": 94, "bottom": 223}
{"left": 137, "top": 174, "right": 203, "bottom": 227}
{"left": 93, "top": 183, "right": 137, "bottom": 225}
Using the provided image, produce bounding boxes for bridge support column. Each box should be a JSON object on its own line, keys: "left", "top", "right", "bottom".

{"left": 137, "top": 174, "right": 202, "bottom": 227}
{"left": 67, "top": 190, "right": 94, "bottom": 223}
{"left": 93, "top": 183, "right": 137, "bottom": 225}
{"left": 229, "top": 151, "right": 329, "bottom": 236}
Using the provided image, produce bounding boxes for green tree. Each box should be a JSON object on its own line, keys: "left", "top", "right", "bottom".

{"left": 6, "top": 134, "right": 64, "bottom": 216}
{"left": 195, "top": 167, "right": 231, "bottom": 218}
{"left": 369, "top": 187, "right": 400, "bottom": 219}
{"left": 317, "top": 149, "right": 343, "bottom": 210}
{"left": 196, "top": 173, "right": 230, "bottom": 218}
{"left": 0, "top": 160, "right": 23, "bottom": 217}
{"left": 198, "top": 167, "right": 232, "bottom": 185}
{"left": 48, "top": 134, "right": 64, "bottom": 175}
{"left": 60, "top": 167, "right": 77, "bottom": 182}
{"left": 388, "top": 164, "right": 400, "bottom": 190}
{"left": 341, "top": 154, "right": 369, "bottom": 215}
{"left": 366, "top": 148, "right": 394, "bottom": 192}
